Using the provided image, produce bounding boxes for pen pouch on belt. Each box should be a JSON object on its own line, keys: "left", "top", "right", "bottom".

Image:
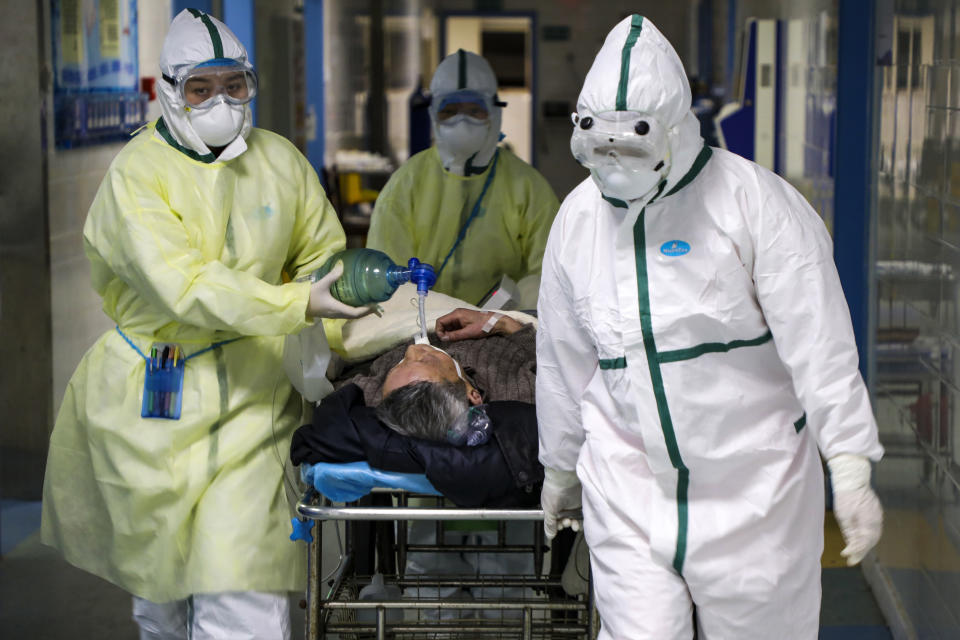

{"left": 141, "top": 342, "right": 185, "bottom": 420}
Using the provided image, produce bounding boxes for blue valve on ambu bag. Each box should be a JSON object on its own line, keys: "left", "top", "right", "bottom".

{"left": 407, "top": 257, "right": 437, "bottom": 344}
{"left": 311, "top": 248, "right": 436, "bottom": 306}
{"left": 407, "top": 257, "right": 437, "bottom": 293}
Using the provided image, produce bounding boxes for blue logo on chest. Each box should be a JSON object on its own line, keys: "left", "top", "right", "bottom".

{"left": 660, "top": 240, "right": 691, "bottom": 257}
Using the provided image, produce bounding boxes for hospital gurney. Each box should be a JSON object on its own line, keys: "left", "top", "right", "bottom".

{"left": 295, "top": 467, "right": 597, "bottom": 640}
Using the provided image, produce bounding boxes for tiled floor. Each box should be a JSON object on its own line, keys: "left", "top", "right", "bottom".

{"left": 0, "top": 501, "right": 307, "bottom": 639}
{"left": 872, "top": 508, "right": 960, "bottom": 640}
{"left": 1, "top": 531, "right": 139, "bottom": 639}
{"left": 819, "top": 512, "right": 892, "bottom": 639}
{"left": 1, "top": 501, "right": 895, "bottom": 639}
{"left": 0, "top": 500, "right": 41, "bottom": 556}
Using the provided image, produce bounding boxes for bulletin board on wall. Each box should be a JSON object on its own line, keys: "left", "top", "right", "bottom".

{"left": 51, "top": 0, "right": 147, "bottom": 148}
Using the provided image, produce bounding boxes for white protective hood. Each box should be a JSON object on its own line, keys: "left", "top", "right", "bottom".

{"left": 538, "top": 14, "right": 884, "bottom": 638}
{"left": 429, "top": 49, "right": 503, "bottom": 175}
{"left": 576, "top": 15, "right": 702, "bottom": 203}
{"left": 156, "top": 9, "right": 253, "bottom": 163}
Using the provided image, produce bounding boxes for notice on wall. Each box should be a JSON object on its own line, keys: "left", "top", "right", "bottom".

{"left": 98, "top": 0, "right": 120, "bottom": 59}
{"left": 53, "top": 0, "right": 137, "bottom": 92}
{"left": 59, "top": 0, "right": 84, "bottom": 65}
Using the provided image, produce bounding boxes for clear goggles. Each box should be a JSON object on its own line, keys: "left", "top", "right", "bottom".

{"left": 569, "top": 111, "right": 668, "bottom": 173}
{"left": 164, "top": 58, "right": 258, "bottom": 110}
{"left": 430, "top": 90, "right": 505, "bottom": 124}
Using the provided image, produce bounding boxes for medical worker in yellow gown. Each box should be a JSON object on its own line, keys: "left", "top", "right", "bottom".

{"left": 40, "top": 10, "right": 369, "bottom": 640}
{"left": 366, "top": 49, "right": 559, "bottom": 310}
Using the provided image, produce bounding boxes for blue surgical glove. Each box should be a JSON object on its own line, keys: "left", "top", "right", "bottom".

{"left": 300, "top": 461, "right": 441, "bottom": 502}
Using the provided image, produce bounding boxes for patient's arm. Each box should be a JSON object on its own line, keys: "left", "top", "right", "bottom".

{"left": 435, "top": 308, "right": 526, "bottom": 341}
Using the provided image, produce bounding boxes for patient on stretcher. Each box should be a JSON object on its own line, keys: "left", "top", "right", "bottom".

{"left": 289, "top": 288, "right": 541, "bottom": 508}
{"left": 288, "top": 292, "right": 588, "bottom": 611}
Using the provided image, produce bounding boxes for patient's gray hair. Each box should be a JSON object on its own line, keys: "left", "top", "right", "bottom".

{"left": 376, "top": 380, "right": 469, "bottom": 442}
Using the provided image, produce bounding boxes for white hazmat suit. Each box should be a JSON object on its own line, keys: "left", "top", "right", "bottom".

{"left": 536, "top": 15, "right": 883, "bottom": 639}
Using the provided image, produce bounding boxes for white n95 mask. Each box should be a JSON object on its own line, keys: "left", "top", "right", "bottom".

{"left": 423, "top": 344, "right": 466, "bottom": 381}
{"left": 436, "top": 118, "right": 490, "bottom": 164}
{"left": 571, "top": 110, "right": 670, "bottom": 202}
{"left": 399, "top": 343, "right": 467, "bottom": 381}
{"left": 591, "top": 164, "right": 665, "bottom": 202}
{"left": 189, "top": 101, "right": 246, "bottom": 147}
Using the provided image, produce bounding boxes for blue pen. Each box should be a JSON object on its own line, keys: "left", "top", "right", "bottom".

{"left": 149, "top": 346, "right": 158, "bottom": 415}
{"left": 170, "top": 346, "right": 180, "bottom": 417}
{"left": 159, "top": 346, "right": 170, "bottom": 417}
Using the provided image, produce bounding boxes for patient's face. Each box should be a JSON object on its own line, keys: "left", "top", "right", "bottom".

{"left": 381, "top": 344, "right": 466, "bottom": 398}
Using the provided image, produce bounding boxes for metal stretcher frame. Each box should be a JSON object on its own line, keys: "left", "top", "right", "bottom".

{"left": 297, "top": 487, "right": 598, "bottom": 640}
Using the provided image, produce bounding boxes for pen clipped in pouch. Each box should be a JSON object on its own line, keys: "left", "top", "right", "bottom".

{"left": 142, "top": 342, "right": 185, "bottom": 420}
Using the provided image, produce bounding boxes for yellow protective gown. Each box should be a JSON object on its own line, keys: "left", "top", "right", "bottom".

{"left": 41, "top": 120, "right": 345, "bottom": 602}
{"left": 366, "top": 146, "right": 559, "bottom": 308}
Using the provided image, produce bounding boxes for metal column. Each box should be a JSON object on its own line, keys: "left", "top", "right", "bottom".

{"left": 834, "top": 0, "right": 879, "bottom": 385}
{"left": 222, "top": 0, "right": 256, "bottom": 124}
{"left": 0, "top": 0, "right": 53, "bottom": 506}
{"left": 304, "top": 0, "right": 325, "bottom": 178}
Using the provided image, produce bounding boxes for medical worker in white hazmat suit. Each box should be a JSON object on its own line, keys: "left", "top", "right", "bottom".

{"left": 41, "top": 9, "right": 370, "bottom": 640}
{"left": 536, "top": 15, "right": 884, "bottom": 639}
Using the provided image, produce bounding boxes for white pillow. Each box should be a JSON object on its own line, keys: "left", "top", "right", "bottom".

{"left": 339, "top": 283, "right": 537, "bottom": 363}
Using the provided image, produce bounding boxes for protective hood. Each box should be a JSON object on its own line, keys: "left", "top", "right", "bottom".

{"left": 156, "top": 9, "right": 253, "bottom": 163}
{"left": 429, "top": 49, "right": 503, "bottom": 175}
{"left": 576, "top": 15, "right": 701, "bottom": 203}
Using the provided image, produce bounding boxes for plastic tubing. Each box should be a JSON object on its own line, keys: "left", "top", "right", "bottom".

{"left": 417, "top": 290, "right": 428, "bottom": 343}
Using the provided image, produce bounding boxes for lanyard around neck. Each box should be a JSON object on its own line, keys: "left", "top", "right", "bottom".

{"left": 435, "top": 149, "right": 500, "bottom": 280}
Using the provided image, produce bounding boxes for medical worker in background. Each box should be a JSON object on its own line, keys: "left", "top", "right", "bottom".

{"left": 367, "top": 49, "right": 559, "bottom": 309}
{"left": 536, "top": 15, "right": 884, "bottom": 639}
{"left": 41, "top": 10, "right": 370, "bottom": 640}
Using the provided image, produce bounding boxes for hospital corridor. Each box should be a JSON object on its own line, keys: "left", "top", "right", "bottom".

{"left": 1, "top": 1, "right": 959, "bottom": 639}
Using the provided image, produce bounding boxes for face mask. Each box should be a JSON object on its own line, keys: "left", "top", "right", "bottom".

{"left": 436, "top": 118, "right": 490, "bottom": 163}
{"left": 188, "top": 100, "right": 245, "bottom": 147}
{"left": 397, "top": 343, "right": 466, "bottom": 381}
{"left": 424, "top": 344, "right": 465, "bottom": 380}
{"left": 590, "top": 164, "right": 665, "bottom": 202}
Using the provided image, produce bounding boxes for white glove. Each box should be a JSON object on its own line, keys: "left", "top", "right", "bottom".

{"left": 827, "top": 454, "right": 883, "bottom": 566}
{"left": 541, "top": 467, "right": 583, "bottom": 540}
{"left": 306, "top": 262, "right": 376, "bottom": 320}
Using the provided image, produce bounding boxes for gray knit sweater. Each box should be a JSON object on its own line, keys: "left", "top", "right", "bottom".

{"left": 334, "top": 324, "right": 537, "bottom": 406}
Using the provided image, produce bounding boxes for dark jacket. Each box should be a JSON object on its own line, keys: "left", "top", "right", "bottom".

{"left": 290, "top": 384, "right": 544, "bottom": 508}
